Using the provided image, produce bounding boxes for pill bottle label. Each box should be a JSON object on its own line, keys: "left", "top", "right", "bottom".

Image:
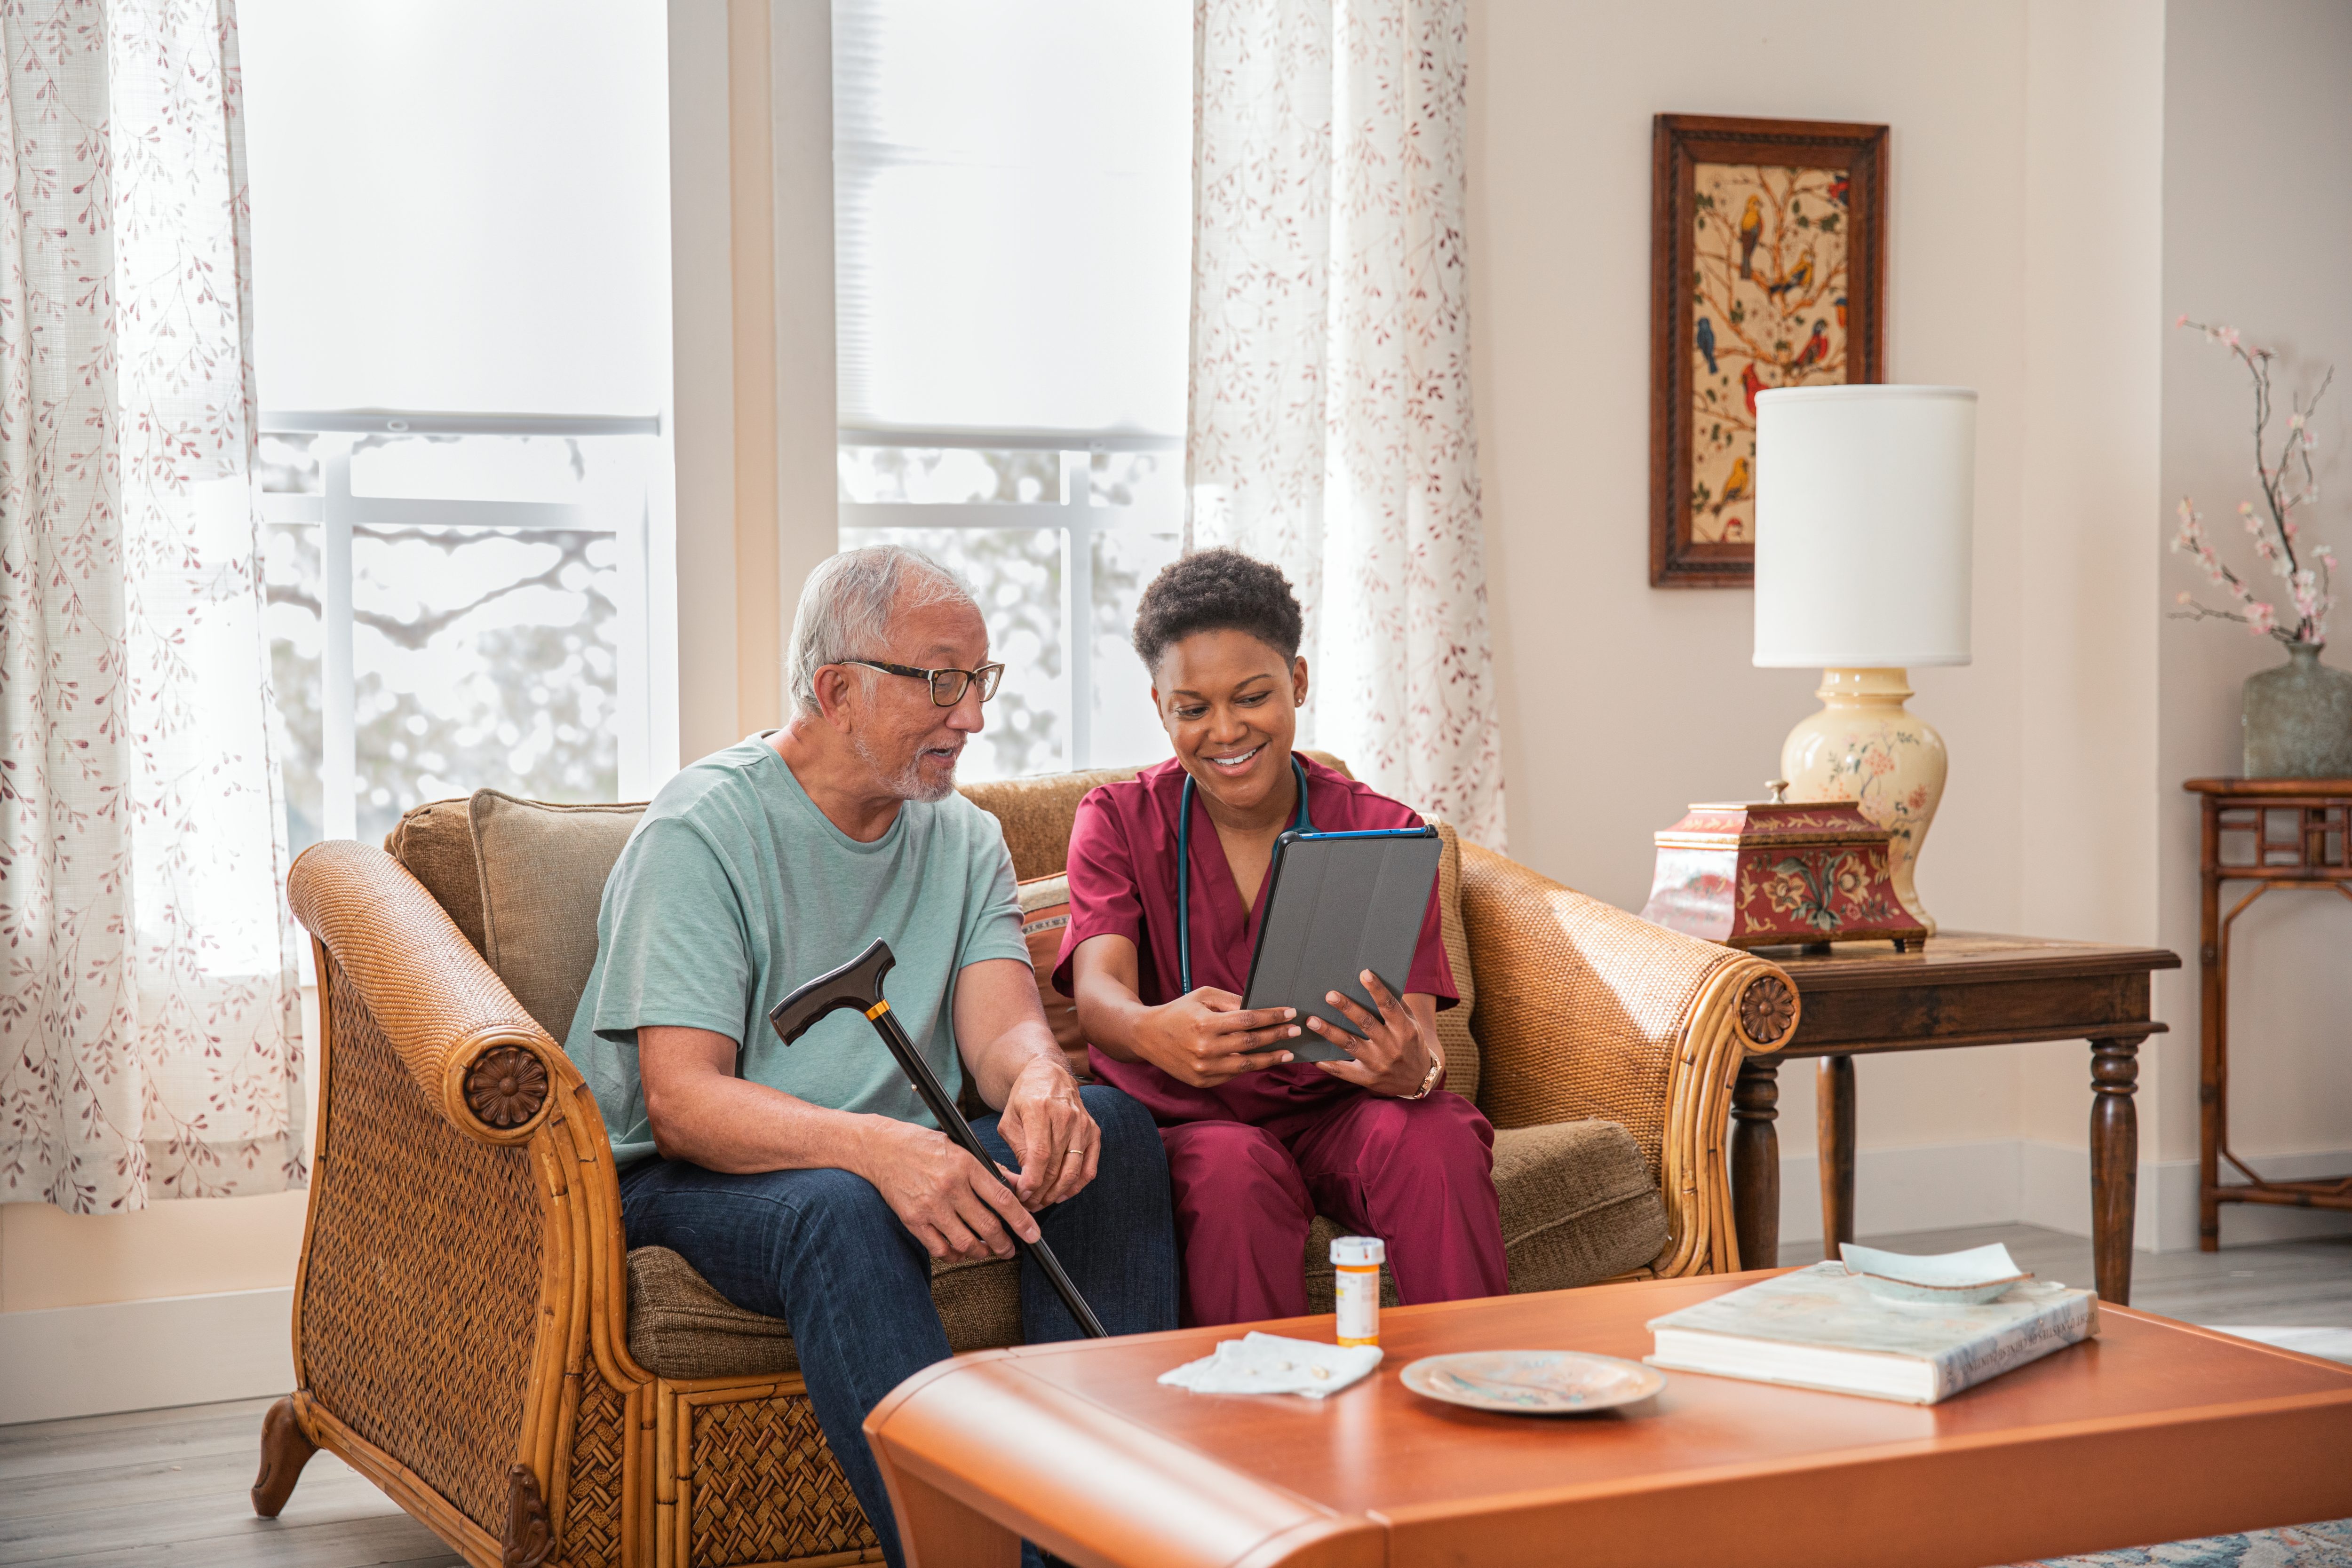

{"left": 1334, "top": 1266, "right": 1379, "bottom": 1346}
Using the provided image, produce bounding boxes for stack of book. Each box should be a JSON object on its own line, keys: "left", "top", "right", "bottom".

{"left": 1645, "top": 1255, "right": 2098, "bottom": 1405}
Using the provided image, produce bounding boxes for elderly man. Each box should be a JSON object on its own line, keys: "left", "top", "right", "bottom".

{"left": 567, "top": 545, "right": 1176, "bottom": 1567}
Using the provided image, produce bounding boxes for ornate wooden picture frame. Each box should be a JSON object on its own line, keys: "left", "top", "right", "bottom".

{"left": 1650, "top": 114, "right": 1887, "bottom": 588}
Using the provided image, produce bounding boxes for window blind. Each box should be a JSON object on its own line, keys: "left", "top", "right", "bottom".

{"left": 832, "top": 0, "right": 1191, "bottom": 436}
{"left": 242, "top": 0, "right": 672, "bottom": 416}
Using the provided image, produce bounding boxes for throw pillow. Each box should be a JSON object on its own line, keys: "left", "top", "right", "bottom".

{"left": 1430, "top": 822, "right": 1480, "bottom": 1104}
{"left": 469, "top": 791, "right": 646, "bottom": 1044}
{"left": 1017, "top": 874, "right": 1090, "bottom": 1080}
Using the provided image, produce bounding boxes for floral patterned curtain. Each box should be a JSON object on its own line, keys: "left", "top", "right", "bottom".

{"left": 1187, "top": 0, "right": 1505, "bottom": 847}
{"left": 0, "top": 0, "right": 306, "bottom": 1212}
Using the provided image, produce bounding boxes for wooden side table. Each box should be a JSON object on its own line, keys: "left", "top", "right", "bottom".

{"left": 1730, "top": 934, "right": 2179, "bottom": 1304}
{"left": 2185, "top": 777, "right": 2352, "bottom": 1248}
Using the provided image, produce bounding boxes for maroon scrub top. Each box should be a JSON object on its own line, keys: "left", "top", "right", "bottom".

{"left": 1053, "top": 754, "right": 1456, "bottom": 1126}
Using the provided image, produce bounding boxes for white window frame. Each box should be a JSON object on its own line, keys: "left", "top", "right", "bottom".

{"left": 259, "top": 408, "right": 667, "bottom": 839}
{"left": 837, "top": 427, "right": 1182, "bottom": 774}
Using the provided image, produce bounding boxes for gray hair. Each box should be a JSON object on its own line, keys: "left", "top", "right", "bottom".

{"left": 786, "top": 544, "right": 979, "bottom": 713}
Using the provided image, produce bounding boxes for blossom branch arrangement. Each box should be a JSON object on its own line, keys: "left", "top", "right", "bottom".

{"left": 2170, "top": 317, "right": 2336, "bottom": 645}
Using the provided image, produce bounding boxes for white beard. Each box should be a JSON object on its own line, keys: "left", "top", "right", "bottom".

{"left": 853, "top": 729, "right": 956, "bottom": 801}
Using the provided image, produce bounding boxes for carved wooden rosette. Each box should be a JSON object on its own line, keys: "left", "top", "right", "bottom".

{"left": 1736, "top": 972, "right": 1799, "bottom": 1051}
{"left": 466, "top": 1045, "right": 550, "bottom": 1129}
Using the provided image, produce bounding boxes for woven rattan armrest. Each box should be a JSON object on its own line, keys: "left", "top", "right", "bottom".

{"left": 1457, "top": 841, "right": 1795, "bottom": 1275}
{"left": 289, "top": 840, "right": 565, "bottom": 1145}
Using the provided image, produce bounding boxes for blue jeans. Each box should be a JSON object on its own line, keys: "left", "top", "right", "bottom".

{"left": 618, "top": 1084, "right": 1177, "bottom": 1568}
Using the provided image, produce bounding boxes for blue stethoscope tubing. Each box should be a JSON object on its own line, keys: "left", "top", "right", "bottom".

{"left": 1176, "top": 754, "right": 1312, "bottom": 996}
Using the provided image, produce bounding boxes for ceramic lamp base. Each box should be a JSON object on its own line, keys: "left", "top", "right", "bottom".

{"left": 1780, "top": 668, "right": 1947, "bottom": 934}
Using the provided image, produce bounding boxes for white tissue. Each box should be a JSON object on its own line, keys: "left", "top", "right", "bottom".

{"left": 1158, "top": 1331, "right": 1383, "bottom": 1399}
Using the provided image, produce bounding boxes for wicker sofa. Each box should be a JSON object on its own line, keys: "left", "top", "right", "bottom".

{"left": 251, "top": 754, "right": 1798, "bottom": 1568}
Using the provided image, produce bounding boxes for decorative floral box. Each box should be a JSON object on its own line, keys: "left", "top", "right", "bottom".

{"left": 1639, "top": 795, "right": 1926, "bottom": 950}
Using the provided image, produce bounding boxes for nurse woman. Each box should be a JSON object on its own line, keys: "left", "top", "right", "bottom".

{"left": 1056, "top": 548, "right": 1508, "bottom": 1326}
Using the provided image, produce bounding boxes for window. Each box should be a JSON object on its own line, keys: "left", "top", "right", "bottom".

{"left": 256, "top": 417, "right": 661, "bottom": 849}
{"left": 242, "top": 0, "right": 675, "bottom": 850}
{"left": 834, "top": 0, "right": 1192, "bottom": 780}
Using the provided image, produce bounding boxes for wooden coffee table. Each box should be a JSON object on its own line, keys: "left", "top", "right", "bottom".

{"left": 866, "top": 1273, "right": 2352, "bottom": 1568}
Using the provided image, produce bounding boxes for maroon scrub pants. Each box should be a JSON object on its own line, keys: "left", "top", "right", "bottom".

{"left": 1159, "top": 1088, "right": 1509, "bottom": 1327}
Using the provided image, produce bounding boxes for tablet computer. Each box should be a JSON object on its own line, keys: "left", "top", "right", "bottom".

{"left": 1240, "top": 826, "right": 1443, "bottom": 1063}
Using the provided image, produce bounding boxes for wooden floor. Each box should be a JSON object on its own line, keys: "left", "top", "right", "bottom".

{"left": 6, "top": 1222, "right": 2348, "bottom": 1568}
{"left": 0, "top": 1395, "right": 462, "bottom": 1568}
{"left": 1779, "top": 1222, "right": 2352, "bottom": 1327}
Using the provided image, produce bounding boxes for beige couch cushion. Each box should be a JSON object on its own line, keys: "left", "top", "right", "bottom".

{"left": 626, "top": 1244, "right": 1023, "bottom": 1379}
{"left": 961, "top": 767, "right": 1150, "bottom": 880}
{"left": 1299, "top": 1117, "right": 1666, "bottom": 1313}
{"left": 384, "top": 798, "right": 490, "bottom": 955}
{"left": 1484, "top": 1117, "right": 1670, "bottom": 1289}
{"left": 633, "top": 1114, "right": 1667, "bottom": 1379}
{"left": 467, "top": 791, "right": 647, "bottom": 1043}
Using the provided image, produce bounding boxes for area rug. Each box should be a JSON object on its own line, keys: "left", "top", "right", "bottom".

{"left": 2011, "top": 1328, "right": 2352, "bottom": 1566}
{"left": 2018, "top": 1517, "right": 2352, "bottom": 1566}
{"left": 2201, "top": 1326, "right": 2352, "bottom": 1365}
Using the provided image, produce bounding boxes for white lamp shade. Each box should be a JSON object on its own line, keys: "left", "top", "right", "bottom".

{"left": 1752, "top": 385, "right": 1977, "bottom": 668}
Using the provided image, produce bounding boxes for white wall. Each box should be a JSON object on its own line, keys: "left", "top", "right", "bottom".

{"left": 1466, "top": 0, "right": 2041, "bottom": 1182}
{"left": 2155, "top": 0, "right": 2352, "bottom": 1223}
{"left": 1465, "top": 0, "right": 2348, "bottom": 1253}
{"left": 2009, "top": 0, "right": 2169, "bottom": 1162}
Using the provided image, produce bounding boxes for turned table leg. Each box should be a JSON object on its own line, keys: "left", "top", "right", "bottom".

{"left": 2090, "top": 1036, "right": 2145, "bottom": 1305}
{"left": 1817, "top": 1055, "right": 1856, "bottom": 1257}
{"left": 1732, "top": 1057, "right": 1781, "bottom": 1270}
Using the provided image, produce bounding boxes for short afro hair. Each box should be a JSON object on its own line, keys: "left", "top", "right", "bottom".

{"left": 1130, "top": 547, "right": 1304, "bottom": 674}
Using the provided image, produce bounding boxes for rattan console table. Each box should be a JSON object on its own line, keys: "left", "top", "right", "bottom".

{"left": 2186, "top": 777, "right": 2352, "bottom": 1248}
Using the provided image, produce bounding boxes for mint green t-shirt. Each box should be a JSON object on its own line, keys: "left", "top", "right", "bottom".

{"left": 565, "top": 735, "right": 1030, "bottom": 1168}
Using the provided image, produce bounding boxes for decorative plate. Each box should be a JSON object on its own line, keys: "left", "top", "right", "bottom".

{"left": 1839, "top": 1241, "right": 2033, "bottom": 1305}
{"left": 1398, "top": 1350, "right": 1665, "bottom": 1415}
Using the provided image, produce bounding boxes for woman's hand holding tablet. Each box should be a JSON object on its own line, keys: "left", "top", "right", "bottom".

{"left": 1304, "top": 968, "right": 1442, "bottom": 1098}
{"left": 1127, "top": 985, "right": 1302, "bottom": 1089}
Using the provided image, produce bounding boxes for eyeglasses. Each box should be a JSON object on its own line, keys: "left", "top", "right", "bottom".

{"left": 840, "top": 658, "right": 1006, "bottom": 707}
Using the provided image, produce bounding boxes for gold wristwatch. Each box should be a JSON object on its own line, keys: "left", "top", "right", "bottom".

{"left": 1402, "top": 1047, "right": 1444, "bottom": 1101}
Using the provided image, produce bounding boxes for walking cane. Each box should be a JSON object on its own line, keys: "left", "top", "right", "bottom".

{"left": 769, "top": 938, "right": 1110, "bottom": 1338}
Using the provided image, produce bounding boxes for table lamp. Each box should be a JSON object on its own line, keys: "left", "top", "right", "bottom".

{"left": 1753, "top": 385, "right": 1976, "bottom": 934}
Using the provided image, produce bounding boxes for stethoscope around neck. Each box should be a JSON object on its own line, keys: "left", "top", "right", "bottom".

{"left": 1176, "top": 754, "right": 1314, "bottom": 995}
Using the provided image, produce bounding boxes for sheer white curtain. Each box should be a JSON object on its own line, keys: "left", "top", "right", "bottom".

{"left": 0, "top": 0, "right": 306, "bottom": 1212}
{"left": 1187, "top": 0, "right": 1505, "bottom": 847}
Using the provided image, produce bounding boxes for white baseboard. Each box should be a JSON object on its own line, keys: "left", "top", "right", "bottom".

{"left": 1776, "top": 1140, "right": 2024, "bottom": 1245}
{"left": 1776, "top": 1139, "right": 2352, "bottom": 1255}
{"left": 0, "top": 1286, "right": 293, "bottom": 1425}
{"left": 2020, "top": 1140, "right": 2352, "bottom": 1252}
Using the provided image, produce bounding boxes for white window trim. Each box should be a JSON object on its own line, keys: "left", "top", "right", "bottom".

{"left": 837, "top": 427, "right": 1181, "bottom": 773}
{"left": 259, "top": 408, "right": 666, "bottom": 838}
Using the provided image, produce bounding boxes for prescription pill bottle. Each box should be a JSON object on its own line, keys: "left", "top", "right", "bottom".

{"left": 1330, "top": 1235, "right": 1385, "bottom": 1347}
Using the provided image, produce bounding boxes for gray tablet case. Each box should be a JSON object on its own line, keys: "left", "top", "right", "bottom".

{"left": 1241, "top": 828, "right": 1443, "bottom": 1063}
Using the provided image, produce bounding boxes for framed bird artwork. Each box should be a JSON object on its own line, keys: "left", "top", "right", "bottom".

{"left": 1650, "top": 114, "right": 1888, "bottom": 587}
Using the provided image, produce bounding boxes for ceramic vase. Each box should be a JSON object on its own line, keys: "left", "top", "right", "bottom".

{"left": 2242, "top": 641, "right": 2352, "bottom": 779}
{"left": 1780, "top": 668, "right": 1948, "bottom": 934}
